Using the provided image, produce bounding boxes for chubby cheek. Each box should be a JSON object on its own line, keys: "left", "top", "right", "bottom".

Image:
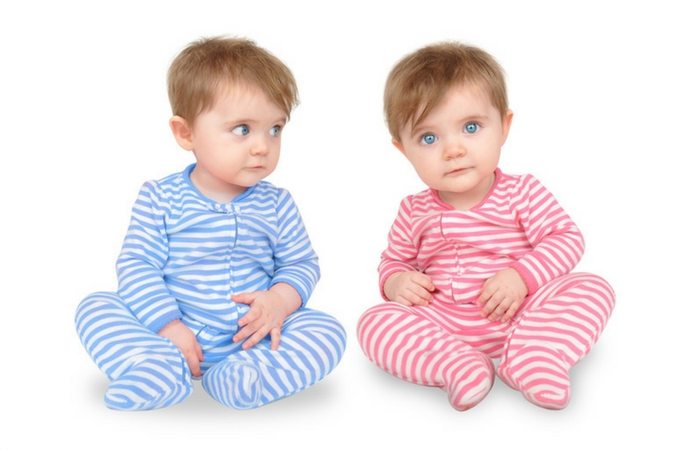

{"left": 214, "top": 156, "right": 248, "bottom": 180}
{"left": 415, "top": 164, "right": 443, "bottom": 188}
{"left": 486, "top": 149, "right": 502, "bottom": 170}
{"left": 268, "top": 146, "right": 281, "bottom": 165}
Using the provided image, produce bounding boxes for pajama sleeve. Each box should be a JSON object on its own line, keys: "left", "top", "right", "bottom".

{"left": 271, "top": 189, "right": 320, "bottom": 307}
{"left": 378, "top": 196, "right": 420, "bottom": 300}
{"left": 116, "top": 181, "right": 182, "bottom": 333}
{"left": 510, "top": 175, "right": 585, "bottom": 294}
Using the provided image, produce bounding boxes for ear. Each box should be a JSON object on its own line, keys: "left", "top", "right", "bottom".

{"left": 500, "top": 110, "right": 514, "bottom": 145}
{"left": 169, "top": 116, "right": 195, "bottom": 151}
{"left": 392, "top": 138, "right": 406, "bottom": 155}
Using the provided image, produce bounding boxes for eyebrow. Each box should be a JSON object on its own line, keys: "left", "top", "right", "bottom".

{"left": 410, "top": 115, "right": 491, "bottom": 138}
{"left": 224, "top": 116, "right": 288, "bottom": 127}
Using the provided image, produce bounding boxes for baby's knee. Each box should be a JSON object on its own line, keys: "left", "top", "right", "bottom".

{"left": 306, "top": 310, "right": 347, "bottom": 350}
{"left": 577, "top": 273, "right": 615, "bottom": 301}
{"left": 357, "top": 302, "right": 411, "bottom": 331}
{"left": 356, "top": 303, "right": 417, "bottom": 350}
{"left": 290, "top": 308, "right": 347, "bottom": 351}
{"left": 75, "top": 291, "right": 123, "bottom": 323}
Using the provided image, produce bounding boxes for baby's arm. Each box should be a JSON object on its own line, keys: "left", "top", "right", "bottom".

{"left": 379, "top": 196, "right": 434, "bottom": 306}
{"left": 509, "top": 175, "right": 585, "bottom": 294}
{"left": 116, "top": 182, "right": 182, "bottom": 333}
{"left": 232, "top": 190, "right": 319, "bottom": 350}
{"left": 478, "top": 175, "right": 584, "bottom": 321}
{"left": 268, "top": 189, "right": 320, "bottom": 307}
{"left": 116, "top": 182, "right": 203, "bottom": 374}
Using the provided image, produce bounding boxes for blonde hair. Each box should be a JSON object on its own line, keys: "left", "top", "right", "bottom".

{"left": 167, "top": 36, "right": 298, "bottom": 123}
{"left": 384, "top": 42, "right": 508, "bottom": 141}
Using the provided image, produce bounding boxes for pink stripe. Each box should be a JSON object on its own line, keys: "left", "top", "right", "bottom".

{"left": 392, "top": 322, "right": 436, "bottom": 380}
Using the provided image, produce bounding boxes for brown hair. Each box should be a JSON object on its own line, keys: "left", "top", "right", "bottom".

{"left": 167, "top": 36, "right": 298, "bottom": 123}
{"left": 384, "top": 42, "right": 508, "bottom": 141}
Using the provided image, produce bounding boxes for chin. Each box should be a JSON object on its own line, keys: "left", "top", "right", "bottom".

{"left": 246, "top": 176, "right": 269, "bottom": 186}
{"left": 442, "top": 182, "right": 477, "bottom": 193}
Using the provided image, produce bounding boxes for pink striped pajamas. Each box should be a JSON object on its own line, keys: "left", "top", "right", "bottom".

{"left": 357, "top": 169, "right": 615, "bottom": 410}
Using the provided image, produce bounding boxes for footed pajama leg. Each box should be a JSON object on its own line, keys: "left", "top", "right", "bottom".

{"left": 358, "top": 302, "right": 494, "bottom": 410}
{"left": 498, "top": 273, "right": 615, "bottom": 409}
{"left": 75, "top": 292, "right": 192, "bottom": 410}
{"left": 203, "top": 308, "right": 345, "bottom": 409}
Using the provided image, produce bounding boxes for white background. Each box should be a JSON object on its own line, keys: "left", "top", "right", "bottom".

{"left": 2, "top": 0, "right": 699, "bottom": 448}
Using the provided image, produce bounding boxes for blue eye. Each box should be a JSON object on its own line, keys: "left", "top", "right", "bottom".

{"left": 464, "top": 122, "right": 480, "bottom": 134}
{"left": 269, "top": 125, "right": 282, "bottom": 137}
{"left": 420, "top": 133, "right": 437, "bottom": 145}
{"left": 232, "top": 125, "right": 250, "bottom": 136}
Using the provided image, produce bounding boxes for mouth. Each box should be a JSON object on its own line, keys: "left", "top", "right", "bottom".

{"left": 445, "top": 167, "right": 471, "bottom": 176}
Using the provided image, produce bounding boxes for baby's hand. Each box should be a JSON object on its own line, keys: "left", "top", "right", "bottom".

{"left": 232, "top": 284, "right": 301, "bottom": 351}
{"left": 384, "top": 271, "right": 435, "bottom": 306}
{"left": 158, "top": 319, "right": 204, "bottom": 377}
{"left": 477, "top": 268, "right": 528, "bottom": 322}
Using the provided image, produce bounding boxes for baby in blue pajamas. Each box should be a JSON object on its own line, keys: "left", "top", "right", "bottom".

{"left": 75, "top": 37, "right": 346, "bottom": 410}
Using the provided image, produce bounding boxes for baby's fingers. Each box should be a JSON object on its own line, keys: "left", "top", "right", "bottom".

{"left": 238, "top": 307, "right": 261, "bottom": 327}
{"left": 488, "top": 300, "right": 511, "bottom": 322}
{"left": 242, "top": 325, "right": 271, "bottom": 350}
{"left": 270, "top": 327, "right": 282, "bottom": 351}
{"left": 184, "top": 351, "right": 202, "bottom": 377}
{"left": 502, "top": 300, "right": 523, "bottom": 322}
{"left": 480, "top": 291, "right": 503, "bottom": 317}
{"left": 233, "top": 320, "right": 259, "bottom": 344}
{"left": 399, "top": 289, "right": 429, "bottom": 306}
{"left": 407, "top": 285, "right": 432, "bottom": 304}
{"left": 411, "top": 273, "right": 436, "bottom": 292}
{"left": 232, "top": 292, "right": 258, "bottom": 304}
{"left": 478, "top": 281, "right": 497, "bottom": 306}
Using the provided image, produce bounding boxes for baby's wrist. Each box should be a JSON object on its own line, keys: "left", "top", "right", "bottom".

{"left": 270, "top": 283, "right": 302, "bottom": 313}
{"left": 157, "top": 319, "right": 187, "bottom": 338}
{"left": 383, "top": 272, "right": 405, "bottom": 299}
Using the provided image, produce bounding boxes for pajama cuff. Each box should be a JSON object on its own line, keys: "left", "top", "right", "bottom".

{"left": 147, "top": 310, "right": 184, "bottom": 334}
{"left": 510, "top": 261, "right": 539, "bottom": 295}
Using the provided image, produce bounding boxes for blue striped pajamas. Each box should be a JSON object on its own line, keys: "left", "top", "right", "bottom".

{"left": 75, "top": 164, "right": 345, "bottom": 410}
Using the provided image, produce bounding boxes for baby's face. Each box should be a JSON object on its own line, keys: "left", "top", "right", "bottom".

{"left": 395, "top": 82, "right": 512, "bottom": 205}
{"left": 189, "top": 83, "right": 287, "bottom": 193}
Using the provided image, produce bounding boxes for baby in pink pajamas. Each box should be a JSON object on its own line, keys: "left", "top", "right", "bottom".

{"left": 357, "top": 42, "right": 615, "bottom": 410}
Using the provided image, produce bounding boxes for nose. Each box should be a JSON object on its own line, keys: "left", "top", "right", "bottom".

{"left": 443, "top": 137, "right": 466, "bottom": 160}
{"left": 250, "top": 135, "right": 269, "bottom": 156}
